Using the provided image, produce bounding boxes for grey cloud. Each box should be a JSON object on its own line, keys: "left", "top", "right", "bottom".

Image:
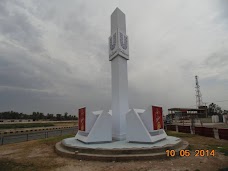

{"left": 0, "top": 0, "right": 228, "bottom": 115}
{"left": 0, "top": 0, "right": 8, "bottom": 16}
{"left": 0, "top": 9, "right": 43, "bottom": 53}
{"left": 204, "top": 50, "right": 228, "bottom": 68}
{"left": 217, "top": 0, "right": 228, "bottom": 22}
{"left": 0, "top": 87, "right": 70, "bottom": 114}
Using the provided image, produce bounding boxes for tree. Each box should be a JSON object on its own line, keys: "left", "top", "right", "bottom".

{"left": 56, "top": 114, "right": 62, "bottom": 121}
{"left": 38, "top": 112, "right": 44, "bottom": 120}
{"left": 47, "top": 113, "right": 54, "bottom": 120}
{"left": 208, "top": 103, "right": 223, "bottom": 116}
{"left": 64, "top": 112, "right": 68, "bottom": 120}
{"left": 32, "top": 112, "right": 40, "bottom": 121}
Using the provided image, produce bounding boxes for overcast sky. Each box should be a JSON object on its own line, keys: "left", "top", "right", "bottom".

{"left": 0, "top": 0, "right": 227, "bottom": 115}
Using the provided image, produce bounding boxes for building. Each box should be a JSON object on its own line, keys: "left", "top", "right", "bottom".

{"left": 167, "top": 107, "right": 207, "bottom": 121}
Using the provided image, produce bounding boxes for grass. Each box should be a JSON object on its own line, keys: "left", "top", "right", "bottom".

{"left": 38, "top": 134, "right": 74, "bottom": 145}
{"left": 166, "top": 131, "right": 195, "bottom": 138}
{"left": 0, "top": 131, "right": 227, "bottom": 171}
{"left": 0, "top": 134, "right": 75, "bottom": 171}
{"left": 218, "top": 168, "right": 228, "bottom": 171}
{"left": 167, "top": 131, "right": 228, "bottom": 156}
{"left": 0, "top": 159, "right": 37, "bottom": 171}
{"left": 207, "top": 144, "right": 228, "bottom": 156}
{"left": 187, "top": 144, "right": 193, "bottom": 151}
{"left": 0, "top": 123, "right": 54, "bottom": 129}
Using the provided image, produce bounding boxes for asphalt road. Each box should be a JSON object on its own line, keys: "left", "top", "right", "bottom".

{"left": 0, "top": 127, "right": 78, "bottom": 145}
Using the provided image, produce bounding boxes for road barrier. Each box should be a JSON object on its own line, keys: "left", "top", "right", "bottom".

{"left": 0, "top": 126, "right": 78, "bottom": 145}
{"left": 0, "top": 126, "right": 76, "bottom": 135}
{"left": 218, "top": 129, "right": 228, "bottom": 140}
{"left": 166, "top": 125, "right": 228, "bottom": 140}
{"left": 195, "top": 127, "right": 214, "bottom": 138}
{"left": 177, "top": 126, "right": 191, "bottom": 133}
{"left": 166, "top": 125, "right": 176, "bottom": 131}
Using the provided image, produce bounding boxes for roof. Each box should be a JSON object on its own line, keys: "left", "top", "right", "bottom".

{"left": 168, "top": 108, "right": 206, "bottom": 111}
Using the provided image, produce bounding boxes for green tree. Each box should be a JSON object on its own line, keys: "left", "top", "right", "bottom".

{"left": 208, "top": 103, "right": 223, "bottom": 115}
{"left": 64, "top": 112, "right": 68, "bottom": 120}
{"left": 56, "top": 114, "right": 62, "bottom": 121}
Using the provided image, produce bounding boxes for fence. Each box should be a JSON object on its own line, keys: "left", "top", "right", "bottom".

{"left": 218, "top": 129, "right": 228, "bottom": 140}
{"left": 177, "top": 125, "right": 191, "bottom": 133}
{"left": 0, "top": 127, "right": 77, "bottom": 145}
{"left": 195, "top": 127, "right": 214, "bottom": 138}
{"left": 166, "top": 125, "right": 228, "bottom": 140}
{"left": 166, "top": 125, "right": 176, "bottom": 131}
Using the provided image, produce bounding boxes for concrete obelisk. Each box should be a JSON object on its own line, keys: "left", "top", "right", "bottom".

{"left": 109, "top": 8, "right": 129, "bottom": 140}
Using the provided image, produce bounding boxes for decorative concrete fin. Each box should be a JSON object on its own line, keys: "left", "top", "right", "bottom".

{"left": 87, "top": 110, "right": 112, "bottom": 142}
{"left": 126, "top": 109, "right": 151, "bottom": 142}
{"left": 140, "top": 106, "right": 153, "bottom": 132}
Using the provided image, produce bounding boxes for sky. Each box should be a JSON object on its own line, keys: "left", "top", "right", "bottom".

{"left": 0, "top": 0, "right": 227, "bottom": 115}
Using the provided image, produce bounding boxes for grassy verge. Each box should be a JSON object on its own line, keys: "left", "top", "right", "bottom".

{"left": 166, "top": 131, "right": 195, "bottom": 138}
{"left": 167, "top": 131, "right": 228, "bottom": 156}
{"left": 0, "top": 123, "right": 55, "bottom": 129}
{"left": 0, "top": 159, "right": 37, "bottom": 171}
{"left": 0, "top": 134, "right": 75, "bottom": 171}
{"left": 38, "top": 134, "right": 74, "bottom": 145}
{"left": 218, "top": 168, "right": 228, "bottom": 171}
{"left": 207, "top": 145, "right": 228, "bottom": 156}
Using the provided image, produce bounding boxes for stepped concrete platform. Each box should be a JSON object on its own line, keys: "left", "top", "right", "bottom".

{"left": 55, "top": 136, "right": 189, "bottom": 161}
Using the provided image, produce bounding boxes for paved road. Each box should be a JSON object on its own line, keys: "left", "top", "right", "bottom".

{"left": 0, "top": 127, "right": 78, "bottom": 145}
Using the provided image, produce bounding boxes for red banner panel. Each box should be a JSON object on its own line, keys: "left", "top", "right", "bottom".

{"left": 152, "top": 106, "right": 163, "bottom": 130}
{"left": 78, "top": 107, "right": 86, "bottom": 131}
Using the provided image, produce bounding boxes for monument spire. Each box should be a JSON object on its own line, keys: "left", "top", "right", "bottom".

{"left": 111, "top": 8, "right": 126, "bottom": 34}
{"left": 109, "top": 8, "right": 129, "bottom": 140}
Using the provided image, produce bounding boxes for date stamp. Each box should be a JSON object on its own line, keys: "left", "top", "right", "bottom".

{"left": 166, "top": 149, "right": 215, "bottom": 157}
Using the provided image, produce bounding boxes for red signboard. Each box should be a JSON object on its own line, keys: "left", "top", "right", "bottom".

{"left": 78, "top": 107, "right": 86, "bottom": 131}
{"left": 152, "top": 106, "right": 163, "bottom": 130}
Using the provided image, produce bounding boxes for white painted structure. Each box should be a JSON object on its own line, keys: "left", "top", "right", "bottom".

{"left": 109, "top": 8, "right": 129, "bottom": 140}
{"left": 75, "top": 109, "right": 112, "bottom": 143}
{"left": 75, "top": 8, "right": 168, "bottom": 144}
{"left": 223, "top": 114, "right": 227, "bottom": 123}
{"left": 212, "top": 115, "right": 219, "bottom": 123}
{"left": 126, "top": 107, "right": 167, "bottom": 143}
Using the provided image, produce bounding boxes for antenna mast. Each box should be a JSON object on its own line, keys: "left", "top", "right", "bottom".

{"left": 195, "top": 75, "right": 203, "bottom": 108}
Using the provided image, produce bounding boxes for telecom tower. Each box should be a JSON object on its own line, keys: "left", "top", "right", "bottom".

{"left": 195, "top": 75, "right": 203, "bottom": 108}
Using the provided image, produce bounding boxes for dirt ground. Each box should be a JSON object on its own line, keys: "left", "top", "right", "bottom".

{"left": 0, "top": 132, "right": 227, "bottom": 171}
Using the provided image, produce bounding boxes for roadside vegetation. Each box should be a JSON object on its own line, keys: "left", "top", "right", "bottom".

{"left": 0, "top": 111, "right": 78, "bottom": 121}
{"left": 0, "top": 123, "right": 55, "bottom": 129}
{"left": 0, "top": 132, "right": 227, "bottom": 171}
{"left": 38, "top": 134, "right": 74, "bottom": 145}
{"left": 167, "top": 131, "right": 228, "bottom": 156}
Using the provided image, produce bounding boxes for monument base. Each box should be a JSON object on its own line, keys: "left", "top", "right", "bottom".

{"left": 112, "top": 133, "right": 126, "bottom": 141}
{"left": 55, "top": 136, "right": 189, "bottom": 161}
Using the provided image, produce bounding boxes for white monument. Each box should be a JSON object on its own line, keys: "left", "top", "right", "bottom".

{"left": 109, "top": 8, "right": 129, "bottom": 140}
{"left": 75, "top": 8, "right": 167, "bottom": 143}
{"left": 56, "top": 8, "right": 186, "bottom": 161}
